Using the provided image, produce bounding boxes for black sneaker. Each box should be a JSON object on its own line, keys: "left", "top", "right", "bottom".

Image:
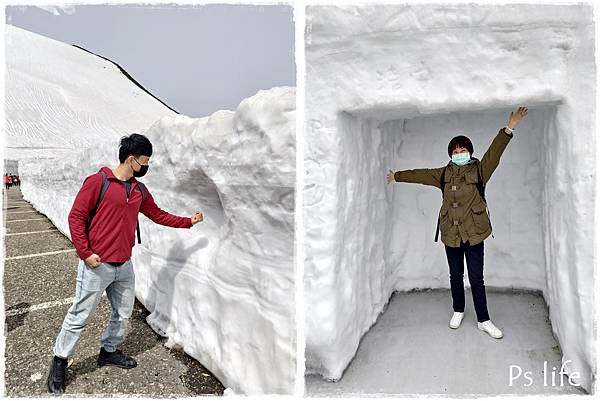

{"left": 97, "top": 347, "right": 137, "bottom": 369}
{"left": 47, "top": 355, "right": 68, "bottom": 395}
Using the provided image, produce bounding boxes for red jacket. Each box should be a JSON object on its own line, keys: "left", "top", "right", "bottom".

{"left": 68, "top": 166, "right": 192, "bottom": 262}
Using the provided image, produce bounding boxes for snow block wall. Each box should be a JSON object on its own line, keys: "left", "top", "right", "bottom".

{"left": 19, "top": 86, "right": 296, "bottom": 394}
{"left": 5, "top": 25, "right": 177, "bottom": 159}
{"left": 304, "top": 4, "right": 595, "bottom": 392}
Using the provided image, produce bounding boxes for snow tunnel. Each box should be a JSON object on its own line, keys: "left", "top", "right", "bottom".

{"left": 303, "top": 3, "right": 595, "bottom": 394}
{"left": 306, "top": 99, "right": 594, "bottom": 394}
{"left": 339, "top": 104, "right": 553, "bottom": 292}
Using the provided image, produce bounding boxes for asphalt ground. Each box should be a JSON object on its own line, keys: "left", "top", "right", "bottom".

{"left": 3, "top": 186, "right": 225, "bottom": 397}
{"left": 306, "top": 289, "right": 586, "bottom": 396}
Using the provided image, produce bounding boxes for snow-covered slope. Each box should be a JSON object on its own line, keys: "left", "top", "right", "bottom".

{"left": 20, "top": 86, "right": 296, "bottom": 394}
{"left": 5, "top": 24, "right": 177, "bottom": 160}
{"left": 304, "top": 4, "right": 595, "bottom": 392}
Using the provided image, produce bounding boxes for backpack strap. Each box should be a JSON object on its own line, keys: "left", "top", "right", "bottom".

{"left": 137, "top": 181, "right": 147, "bottom": 200}
{"left": 135, "top": 181, "right": 147, "bottom": 244}
{"left": 434, "top": 213, "right": 441, "bottom": 242}
{"left": 435, "top": 165, "right": 449, "bottom": 242}
{"left": 87, "top": 170, "right": 110, "bottom": 228}
{"left": 475, "top": 161, "right": 486, "bottom": 202}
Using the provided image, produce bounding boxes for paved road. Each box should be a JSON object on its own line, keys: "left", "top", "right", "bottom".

{"left": 306, "top": 289, "right": 586, "bottom": 396}
{"left": 3, "top": 187, "right": 224, "bottom": 397}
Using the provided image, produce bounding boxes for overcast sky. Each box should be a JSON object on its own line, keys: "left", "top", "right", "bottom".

{"left": 5, "top": 4, "right": 295, "bottom": 118}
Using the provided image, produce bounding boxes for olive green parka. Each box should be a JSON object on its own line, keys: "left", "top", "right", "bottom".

{"left": 394, "top": 127, "right": 514, "bottom": 247}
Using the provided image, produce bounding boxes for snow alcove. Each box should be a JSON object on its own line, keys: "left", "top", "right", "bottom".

{"left": 339, "top": 105, "right": 551, "bottom": 291}
{"left": 304, "top": 4, "right": 595, "bottom": 395}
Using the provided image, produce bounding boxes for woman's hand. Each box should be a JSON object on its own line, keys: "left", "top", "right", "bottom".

{"left": 508, "top": 106, "right": 528, "bottom": 129}
{"left": 386, "top": 169, "right": 395, "bottom": 184}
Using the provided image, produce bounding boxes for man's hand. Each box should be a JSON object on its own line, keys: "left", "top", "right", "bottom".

{"left": 508, "top": 106, "right": 528, "bottom": 129}
{"left": 84, "top": 253, "right": 102, "bottom": 268}
{"left": 386, "top": 169, "right": 395, "bottom": 184}
{"left": 191, "top": 211, "right": 204, "bottom": 225}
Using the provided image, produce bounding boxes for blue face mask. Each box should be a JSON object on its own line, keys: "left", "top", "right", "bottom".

{"left": 452, "top": 152, "right": 470, "bottom": 166}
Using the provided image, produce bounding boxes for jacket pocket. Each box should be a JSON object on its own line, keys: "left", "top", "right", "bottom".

{"left": 439, "top": 206, "right": 451, "bottom": 236}
{"left": 81, "top": 263, "right": 106, "bottom": 291}
{"left": 470, "top": 202, "right": 489, "bottom": 234}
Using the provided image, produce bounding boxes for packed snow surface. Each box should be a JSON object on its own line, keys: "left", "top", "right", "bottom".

{"left": 5, "top": 24, "right": 177, "bottom": 159}
{"left": 304, "top": 4, "right": 595, "bottom": 392}
{"left": 9, "top": 25, "right": 296, "bottom": 394}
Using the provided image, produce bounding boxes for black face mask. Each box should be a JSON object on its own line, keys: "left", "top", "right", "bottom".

{"left": 132, "top": 158, "right": 149, "bottom": 178}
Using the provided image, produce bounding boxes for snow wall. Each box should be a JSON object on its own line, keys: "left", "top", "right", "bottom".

{"left": 304, "top": 4, "right": 595, "bottom": 392}
{"left": 19, "top": 86, "right": 296, "bottom": 394}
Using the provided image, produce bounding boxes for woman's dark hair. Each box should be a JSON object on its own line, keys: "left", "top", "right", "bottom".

{"left": 119, "top": 133, "right": 153, "bottom": 163}
{"left": 447, "top": 135, "right": 474, "bottom": 157}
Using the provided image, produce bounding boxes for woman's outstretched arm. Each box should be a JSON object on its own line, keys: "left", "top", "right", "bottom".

{"left": 387, "top": 167, "right": 446, "bottom": 188}
{"left": 480, "top": 106, "right": 528, "bottom": 184}
{"left": 479, "top": 128, "right": 513, "bottom": 184}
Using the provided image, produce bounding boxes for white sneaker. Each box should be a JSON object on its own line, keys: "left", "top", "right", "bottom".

{"left": 478, "top": 320, "right": 503, "bottom": 339}
{"left": 448, "top": 312, "right": 464, "bottom": 329}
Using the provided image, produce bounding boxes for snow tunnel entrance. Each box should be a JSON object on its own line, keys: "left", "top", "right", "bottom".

{"left": 316, "top": 104, "right": 585, "bottom": 393}
{"left": 337, "top": 105, "right": 555, "bottom": 294}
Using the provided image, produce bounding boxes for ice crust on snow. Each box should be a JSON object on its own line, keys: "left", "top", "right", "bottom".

{"left": 9, "top": 26, "right": 296, "bottom": 394}
{"left": 304, "top": 4, "right": 595, "bottom": 392}
{"left": 5, "top": 25, "right": 177, "bottom": 159}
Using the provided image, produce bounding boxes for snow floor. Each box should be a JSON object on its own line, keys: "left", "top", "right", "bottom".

{"left": 306, "top": 289, "right": 586, "bottom": 396}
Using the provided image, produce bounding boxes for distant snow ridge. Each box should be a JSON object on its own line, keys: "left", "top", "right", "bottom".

{"left": 304, "top": 4, "right": 595, "bottom": 393}
{"left": 20, "top": 86, "right": 296, "bottom": 394}
{"left": 5, "top": 24, "right": 177, "bottom": 160}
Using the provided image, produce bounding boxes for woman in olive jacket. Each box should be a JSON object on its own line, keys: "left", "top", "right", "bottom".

{"left": 386, "top": 106, "right": 528, "bottom": 339}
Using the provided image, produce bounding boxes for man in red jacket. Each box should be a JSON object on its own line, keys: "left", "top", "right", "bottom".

{"left": 47, "top": 133, "right": 203, "bottom": 395}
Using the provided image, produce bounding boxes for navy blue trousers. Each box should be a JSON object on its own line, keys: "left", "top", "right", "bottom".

{"left": 444, "top": 240, "right": 490, "bottom": 322}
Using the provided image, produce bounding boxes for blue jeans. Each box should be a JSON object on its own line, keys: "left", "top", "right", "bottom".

{"left": 444, "top": 240, "right": 490, "bottom": 322}
{"left": 53, "top": 259, "right": 136, "bottom": 358}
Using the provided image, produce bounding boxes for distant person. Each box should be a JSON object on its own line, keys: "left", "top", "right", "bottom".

{"left": 4, "top": 174, "right": 10, "bottom": 190}
{"left": 14, "top": 175, "right": 20, "bottom": 187}
{"left": 387, "top": 107, "right": 528, "bottom": 339}
{"left": 47, "top": 133, "right": 204, "bottom": 395}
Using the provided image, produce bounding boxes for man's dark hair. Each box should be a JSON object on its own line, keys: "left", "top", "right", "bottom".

{"left": 119, "top": 133, "right": 153, "bottom": 163}
{"left": 447, "top": 135, "right": 474, "bottom": 157}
